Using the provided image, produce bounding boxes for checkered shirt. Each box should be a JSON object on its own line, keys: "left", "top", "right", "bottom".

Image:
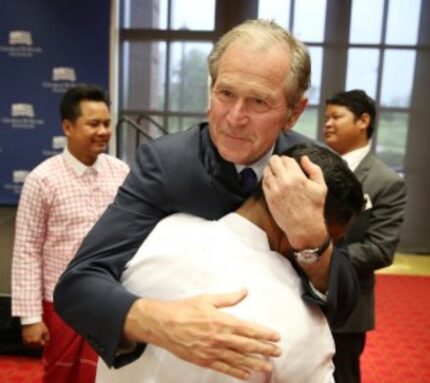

{"left": 11, "top": 149, "right": 129, "bottom": 319}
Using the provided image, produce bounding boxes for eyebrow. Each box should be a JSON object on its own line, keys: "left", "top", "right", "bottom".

{"left": 215, "top": 81, "right": 277, "bottom": 103}
{"left": 249, "top": 89, "right": 277, "bottom": 103}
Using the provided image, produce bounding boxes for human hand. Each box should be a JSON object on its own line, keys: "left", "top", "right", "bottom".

{"left": 22, "top": 321, "right": 50, "bottom": 348}
{"left": 123, "top": 289, "right": 281, "bottom": 380}
{"left": 263, "top": 154, "right": 328, "bottom": 250}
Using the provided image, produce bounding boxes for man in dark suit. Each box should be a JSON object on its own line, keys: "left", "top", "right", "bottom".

{"left": 324, "top": 89, "right": 407, "bottom": 383}
{"left": 54, "top": 20, "right": 359, "bottom": 380}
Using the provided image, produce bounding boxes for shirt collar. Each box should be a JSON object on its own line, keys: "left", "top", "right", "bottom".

{"left": 342, "top": 142, "right": 372, "bottom": 172}
{"left": 234, "top": 144, "right": 275, "bottom": 181}
{"left": 62, "top": 146, "right": 102, "bottom": 176}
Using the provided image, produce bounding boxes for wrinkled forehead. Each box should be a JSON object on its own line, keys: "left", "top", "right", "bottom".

{"left": 216, "top": 42, "right": 290, "bottom": 87}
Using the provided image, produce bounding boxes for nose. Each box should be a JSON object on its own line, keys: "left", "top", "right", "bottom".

{"left": 226, "top": 99, "right": 249, "bottom": 127}
{"left": 96, "top": 124, "right": 111, "bottom": 137}
{"left": 324, "top": 117, "right": 333, "bottom": 129}
{"left": 97, "top": 123, "right": 111, "bottom": 133}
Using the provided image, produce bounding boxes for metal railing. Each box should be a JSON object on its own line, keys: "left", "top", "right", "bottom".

{"left": 116, "top": 115, "right": 167, "bottom": 163}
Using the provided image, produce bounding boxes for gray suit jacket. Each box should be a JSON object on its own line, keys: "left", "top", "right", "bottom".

{"left": 334, "top": 152, "right": 407, "bottom": 333}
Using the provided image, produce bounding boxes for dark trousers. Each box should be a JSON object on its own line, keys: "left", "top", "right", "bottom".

{"left": 333, "top": 332, "right": 366, "bottom": 383}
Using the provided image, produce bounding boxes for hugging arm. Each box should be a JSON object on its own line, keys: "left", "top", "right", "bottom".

{"left": 55, "top": 140, "right": 281, "bottom": 378}
{"left": 263, "top": 154, "right": 360, "bottom": 327}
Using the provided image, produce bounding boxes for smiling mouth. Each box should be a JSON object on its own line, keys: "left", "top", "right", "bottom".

{"left": 223, "top": 132, "right": 248, "bottom": 142}
{"left": 93, "top": 142, "right": 108, "bottom": 148}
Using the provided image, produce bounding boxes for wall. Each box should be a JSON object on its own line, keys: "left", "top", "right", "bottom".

{"left": 0, "top": 0, "right": 111, "bottom": 295}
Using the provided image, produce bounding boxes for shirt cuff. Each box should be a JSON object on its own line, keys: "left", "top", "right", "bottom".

{"left": 21, "top": 316, "right": 42, "bottom": 325}
{"left": 309, "top": 282, "right": 327, "bottom": 301}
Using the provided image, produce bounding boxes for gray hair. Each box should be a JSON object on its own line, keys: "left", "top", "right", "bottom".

{"left": 208, "top": 19, "right": 311, "bottom": 108}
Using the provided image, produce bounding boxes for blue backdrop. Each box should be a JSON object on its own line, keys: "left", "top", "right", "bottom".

{"left": 0, "top": 0, "right": 110, "bottom": 205}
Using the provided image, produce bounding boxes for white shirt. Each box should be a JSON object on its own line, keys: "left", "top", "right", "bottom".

{"left": 342, "top": 143, "right": 371, "bottom": 172}
{"left": 96, "top": 213, "right": 335, "bottom": 383}
{"left": 235, "top": 145, "right": 274, "bottom": 180}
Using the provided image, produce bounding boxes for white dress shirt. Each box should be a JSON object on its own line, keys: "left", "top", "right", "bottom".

{"left": 96, "top": 213, "right": 335, "bottom": 383}
{"left": 341, "top": 143, "right": 371, "bottom": 172}
{"left": 235, "top": 145, "right": 274, "bottom": 180}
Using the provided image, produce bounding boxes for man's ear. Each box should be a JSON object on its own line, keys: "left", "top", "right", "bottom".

{"left": 62, "top": 119, "right": 72, "bottom": 137}
{"left": 358, "top": 113, "right": 371, "bottom": 133}
{"left": 283, "top": 97, "right": 308, "bottom": 133}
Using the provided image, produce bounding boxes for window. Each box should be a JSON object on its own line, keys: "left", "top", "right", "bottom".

{"left": 346, "top": 0, "right": 422, "bottom": 170}
{"left": 116, "top": 0, "right": 424, "bottom": 172}
{"left": 117, "top": 0, "right": 216, "bottom": 162}
{"left": 258, "top": 0, "right": 327, "bottom": 138}
{"left": 346, "top": 49, "right": 379, "bottom": 99}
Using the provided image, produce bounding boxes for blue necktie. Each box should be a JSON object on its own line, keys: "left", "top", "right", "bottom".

{"left": 239, "top": 167, "right": 257, "bottom": 194}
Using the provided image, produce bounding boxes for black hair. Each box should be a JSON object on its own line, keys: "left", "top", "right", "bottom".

{"left": 253, "top": 143, "right": 364, "bottom": 226}
{"left": 60, "top": 84, "right": 110, "bottom": 122}
{"left": 326, "top": 89, "right": 376, "bottom": 139}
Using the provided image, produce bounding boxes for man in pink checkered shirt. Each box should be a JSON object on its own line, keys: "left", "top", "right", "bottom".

{"left": 11, "top": 84, "right": 129, "bottom": 383}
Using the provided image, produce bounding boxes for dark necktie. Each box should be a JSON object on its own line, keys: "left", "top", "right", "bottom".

{"left": 239, "top": 167, "right": 257, "bottom": 194}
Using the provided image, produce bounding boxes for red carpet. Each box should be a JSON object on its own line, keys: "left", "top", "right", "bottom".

{"left": 1, "top": 274, "right": 429, "bottom": 382}
{"left": 361, "top": 274, "right": 430, "bottom": 383}
{"left": 0, "top": 355, "right": 43, "bottom": 383}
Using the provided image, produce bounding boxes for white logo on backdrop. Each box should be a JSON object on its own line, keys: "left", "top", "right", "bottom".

{"left": 9, "top": 31, "right": 33, "bottom": 46}
{"left": 43, "top": 67, "right": 78, "bottom": 93}
{"left": 42, "top": 135, "right": 67, "bottom": 157}
{"left": 11, "top": 103, "right": 35, "bottom": 118}
{"left": 13, "top": 170, "right": 30, "bottom": 183}
{"left": 1, "top": 103, "right": 44, "bottom": 129}
{"left": 3, "top": 170, "right": 29, "bottom": 195}
{"left": 53, "top": 67, "right": 76, "bottom": 82}
{"left": 0, "top": 30, "right": 42, "bottom": 57}
{"left": 52, "top": 136, "right": 67, "bottom": 149}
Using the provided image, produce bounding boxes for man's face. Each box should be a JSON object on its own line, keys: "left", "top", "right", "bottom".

{"left": 63, "top": 100, "right": 112, "bottom": 165}
{"left": 324, "top": 104, "right": 367, "bottom": 155}
{"left": 208, "top": 42, "right": 292, "bottom": 165}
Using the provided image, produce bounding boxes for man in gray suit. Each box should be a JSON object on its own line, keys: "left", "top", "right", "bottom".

{"left": 324, "top": 89, "right": 407, "bottom": 383}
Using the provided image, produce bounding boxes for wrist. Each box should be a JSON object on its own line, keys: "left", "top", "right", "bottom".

{"left": 123, "top": 298, "right": 147, "bottom": 342}
{"left": 293, "top": 235, "right": 331, "bottom": 264}
{"left": 21, "top": 316, "right": 42, "bottom": 326}
{"left": 290, "top": 223, "right": 328, "bottom": 250}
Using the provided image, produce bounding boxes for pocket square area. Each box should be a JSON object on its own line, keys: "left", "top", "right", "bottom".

{"left": 364, "top": 193, "right": 373, "bottom": 210}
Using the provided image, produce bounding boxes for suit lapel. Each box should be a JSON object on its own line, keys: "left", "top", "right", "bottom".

{"left": 354, "top": 152, "right": 374, "bottom": 183}
{"left": 354, "top": 153, "right": 376, "bottom": 212}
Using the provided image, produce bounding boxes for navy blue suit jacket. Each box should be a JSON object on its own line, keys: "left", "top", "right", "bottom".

{"left": 54, "top": 123, "right": 359, "bottom": 367}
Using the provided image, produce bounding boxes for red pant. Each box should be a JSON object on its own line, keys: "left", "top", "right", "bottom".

{"left": 42, "top": 301, "right": 97, "bottom": 383}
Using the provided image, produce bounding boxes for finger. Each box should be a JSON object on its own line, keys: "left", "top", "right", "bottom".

{"left": 43, "top": 331, "right": 51, "bottom": 345}
{"left": 222, "top": 331, "right": 281, "bottom": 357}
{"left": 266, "top": 155, "right": 284, "bottom": 177}
{"left": 280, "top": 156, "right": 306, "bottom": 180}
{"left": 262, "top": 167, "right": 275, "bottom": 190}
{"left": 215, "top": 348, "right": 273, "bottom": 375}
{"left": 300, "top": 155, "right": 325, "bottom": 184}
{"left": 209, "top": 359, "right": 252, "bottom": 380}
{"left": 216, "top": 314, "right": 281, "bottom": 343}
{"left": 209, "top": 292, "right": 281, "bottom": 342}
{"left": 210, "top": 289, "right": 248, "bottom": 309}
{"left": 262, "top": 164, "right": 281, "bottom": 195}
